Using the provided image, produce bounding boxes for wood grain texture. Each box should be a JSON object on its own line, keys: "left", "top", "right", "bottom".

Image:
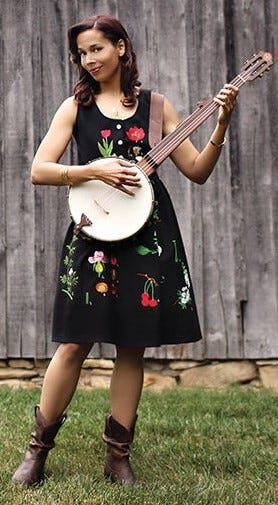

{"left": 0, "top": 0, "right": 277, "bottom": 359}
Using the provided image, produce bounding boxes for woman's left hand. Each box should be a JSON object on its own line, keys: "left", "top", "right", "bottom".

{"left": 214, "top": 84, "right": 239, "bottom": 126}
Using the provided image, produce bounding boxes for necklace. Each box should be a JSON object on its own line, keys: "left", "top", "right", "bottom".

{"left": 96, "top": 94, "right": 126, "bottom": 120}
{"left": 112, "top": 99, "right": 124, "bottom": 119}
{"left": 112, "top": 106, "right": 120, "bottom": 118}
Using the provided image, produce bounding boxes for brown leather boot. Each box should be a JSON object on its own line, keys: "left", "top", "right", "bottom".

{"left": 102, "top": 414, "right": 137, "bottom": 485}
{"left": 12, "top": 405, "right": 66, "bottom": 487}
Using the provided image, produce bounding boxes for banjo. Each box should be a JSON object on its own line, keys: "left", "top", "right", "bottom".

{"left": 69, "top": 51, "right": 273, "bottom": 242}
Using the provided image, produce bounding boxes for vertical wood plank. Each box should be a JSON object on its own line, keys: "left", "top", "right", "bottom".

{"left": 230, "top": 0, "right": 278, "bottom": 357}
{"left": 0, "top": 12, "right": 7, "bottom": 357}
{"left": 2, "top": 0, "right": 37, "bottom": 357}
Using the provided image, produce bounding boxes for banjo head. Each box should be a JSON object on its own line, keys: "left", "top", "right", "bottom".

{"left": 68, "top": 160, "right": 155, "bottom": 242}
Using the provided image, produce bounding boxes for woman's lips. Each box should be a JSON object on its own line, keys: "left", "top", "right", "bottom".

{"left": 89, "top": 65, "right": 102, "bottom": 75}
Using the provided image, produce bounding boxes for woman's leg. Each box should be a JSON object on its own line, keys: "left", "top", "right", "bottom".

{"left": 110, "top": 346, "right": 145, "bottom": 428}
{"left": 12, "top": 342, "right": 92, "bottom": 486}
{"left": 102, "top": 346, "right": 145, "bottom": 484}
{"left": 39, "top": 342, "right": 93, "bottom": 423}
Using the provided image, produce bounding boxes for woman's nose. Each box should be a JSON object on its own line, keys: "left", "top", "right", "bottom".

{"left": 85, "top": 52, "right": 96, "bottom": 64}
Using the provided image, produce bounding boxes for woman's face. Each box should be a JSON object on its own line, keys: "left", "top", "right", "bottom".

{"left": 76, "top": 28, "right": 125, "bottom": 84}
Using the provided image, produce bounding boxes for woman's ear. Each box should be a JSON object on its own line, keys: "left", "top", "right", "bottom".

{"left": 117, "top": 39, "right": 126, "bottom": 57}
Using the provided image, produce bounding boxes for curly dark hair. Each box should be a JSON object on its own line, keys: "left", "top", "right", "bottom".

{"left": 68, "top": 14, "right": 141, "bottom": 107}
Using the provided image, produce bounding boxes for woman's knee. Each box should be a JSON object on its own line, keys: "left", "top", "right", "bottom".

{"left": 57, "top": 342, "right": 92, "bottom": 364}
{"left": 115, "top": 346, "right": 145, "bottom": 365}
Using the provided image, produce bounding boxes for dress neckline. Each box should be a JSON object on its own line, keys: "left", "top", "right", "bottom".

{"left": 94, "top": 93, "right": 142, "bottom": 121}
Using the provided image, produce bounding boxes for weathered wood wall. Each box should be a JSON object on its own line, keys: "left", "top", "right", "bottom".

{"left": 0, "top": 0, "right": 277, "bottom": 360}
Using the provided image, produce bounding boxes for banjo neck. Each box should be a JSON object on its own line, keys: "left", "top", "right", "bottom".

{"left": 137, "top": 51, "right": 273, "bottom": 176}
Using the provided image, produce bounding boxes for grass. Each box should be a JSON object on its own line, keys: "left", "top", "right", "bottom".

{"left": 0, "top": 387, "right": 277, "bottom": 505}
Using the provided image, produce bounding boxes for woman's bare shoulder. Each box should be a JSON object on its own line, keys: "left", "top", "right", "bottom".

{"left": 57, "top": 95, "right": 78, "bottom": 115}
{"left": 50, "top": 95, "right": 78, "bottom": 127}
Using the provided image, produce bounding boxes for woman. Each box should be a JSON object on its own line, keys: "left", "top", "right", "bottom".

{"left": 12, "top": 14, "right": 238, "bottom": 487}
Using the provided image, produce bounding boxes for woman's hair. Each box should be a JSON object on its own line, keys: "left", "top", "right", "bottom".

{"left": 68, "top": 14, "right": 141, "bottom": 107}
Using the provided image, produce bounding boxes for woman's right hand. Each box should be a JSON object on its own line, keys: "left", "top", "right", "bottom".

{"left": 86, "top": 158, "right": 142, "bottom": 196}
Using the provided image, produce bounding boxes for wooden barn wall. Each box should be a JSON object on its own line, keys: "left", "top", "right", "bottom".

{"left": 0, "top": 0, "right": 277, "bottom": 360}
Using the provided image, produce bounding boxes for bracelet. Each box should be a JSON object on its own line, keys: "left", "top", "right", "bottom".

{"left": 210, "top": 136, "right": 227, "bottom": 148}
{"left": 61, "top": 167, "right": 70, "bottom": 185}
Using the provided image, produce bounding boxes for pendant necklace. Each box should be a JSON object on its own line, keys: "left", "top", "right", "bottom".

{"left": 112, "top": 94, "right": 123, "bottom": 119}
{"left": 112, "top": 106, "right": 120, "bottom": 119}
{"left": 112, "top": 98, "right": 124, "bottom": 119}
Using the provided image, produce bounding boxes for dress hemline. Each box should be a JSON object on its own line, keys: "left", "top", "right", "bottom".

{"left": 52, "top": 334, "right": 202, "bottom": 347}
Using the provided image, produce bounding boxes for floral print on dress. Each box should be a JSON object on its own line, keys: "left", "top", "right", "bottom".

{"left": 88, "top": 251, "right": 120, "bottom": 298}
{"left": 60, "top": 240, "right": 120, "bottom": 304}
{"left": 126, "top": 127, "right": 146, "bottom": 161}
{"left": 172, "top": 239, "right": 192, "bottom": 309}
{"left": 126, "top": 126, "right": 145, "bottom": 142}
{"left": 60, "top": 235, "right": 79, "bottom": 300}
{"left": 96, "top": 125, "right": 147, "bottom": 163}
{"left": 88, "top": 250, "right": 109, "bottom": 278}
{"left": 98, "top": 130, "right": 114, "bottom": 157}
{"left": 95, "top": 282, "right": 109, "bottom": 294}
{"left": 177, "top": 263, "right": 191, "bottom": 308}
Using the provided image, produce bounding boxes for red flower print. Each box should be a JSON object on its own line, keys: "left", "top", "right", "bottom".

{"left": 98, "top": 131, "right": 113, "bottom": 157}
{"left": 110, "top": 256, "right": 118, "bottom": 266}
{"left": 101, "top": 129, "right": 111, "bottom": 139}
{"left": 126, "top": 127, "right": 145, "bottom": 142}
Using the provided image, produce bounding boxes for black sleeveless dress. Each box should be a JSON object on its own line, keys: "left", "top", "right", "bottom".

{"left": 52, "top": 90, "right": 202, "bottom": 347}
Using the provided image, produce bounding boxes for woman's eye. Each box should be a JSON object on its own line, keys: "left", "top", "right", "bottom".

{"left": 78, "top": 46, "right": 103, "bottom": 57}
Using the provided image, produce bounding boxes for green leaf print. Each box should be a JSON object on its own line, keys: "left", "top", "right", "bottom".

{"left": 135, "top": 245, "right": 157, "bottom": 256}
{"left": 97, "top": 140, "right": 114, "bottom": 157}
{"left": 60, "top": 270, "right": 79, "bottom": 301}
{"left": 135, "top": 231, "right": 162, "bottom": 257}
{"left": 60, "top": 235, "right": 79, "bottom": 300}
{"left": 172, "top": 240, "right": 192, "bottom": 309}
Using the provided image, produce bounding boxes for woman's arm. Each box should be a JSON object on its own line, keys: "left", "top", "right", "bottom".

{"left": 31, "top": 97, "right": 79, "bottom": 185}
{"left": 31, "top": 96, "right": 140, "bottom": 194}
{"left": 163, "top": 84, "right": 238, "bottom": 184}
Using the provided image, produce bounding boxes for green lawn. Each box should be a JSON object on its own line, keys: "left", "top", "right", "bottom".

{"left": 0, "top": 387, "right": 277, "bottom": 505}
